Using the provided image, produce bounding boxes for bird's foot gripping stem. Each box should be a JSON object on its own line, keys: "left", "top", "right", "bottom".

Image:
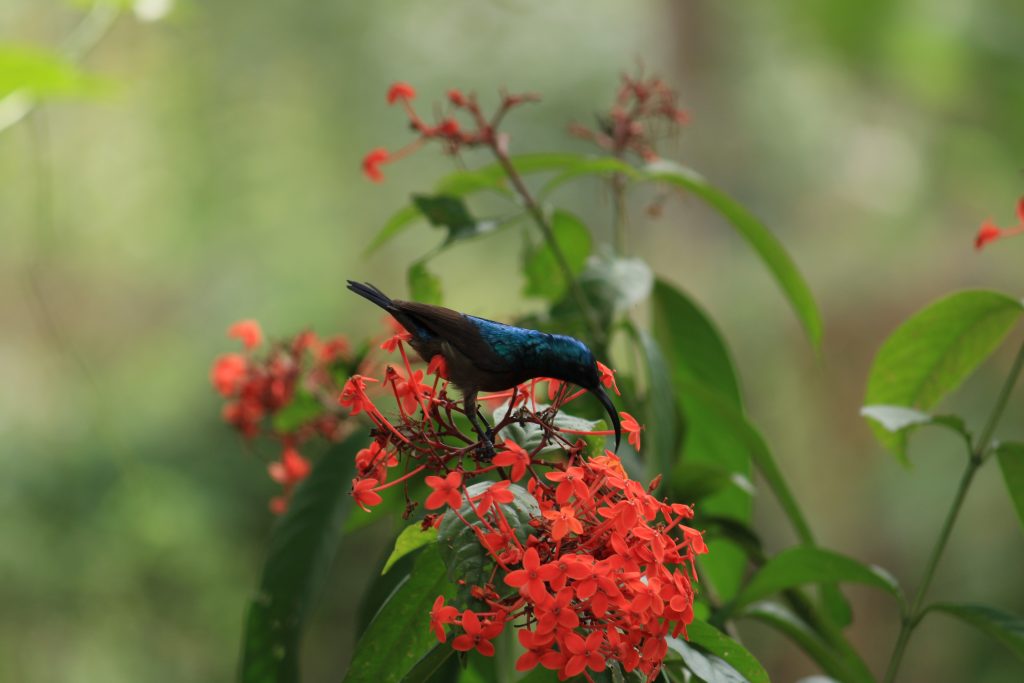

{"left": 465, "top": 393, "right": 496, "bottom": 462}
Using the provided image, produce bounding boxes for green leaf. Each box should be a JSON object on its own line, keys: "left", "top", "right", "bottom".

{"left": 239, "top": 436, "right": 363, "bottom": 683}
{"left": 344, "top": 546, "right": 453, "bottom": 683}
{"left": 408, "top": 261, "right": 443, "bottom": 305}
{"left": 644, "top": 160, "right": 822, "bottom": 348}
{"left": 624, "top": 322, "right": 683, "bottom": 491}
{"left": 865, "top": 290, "right": 1024, "bottom": 463}
{"left": 928, "top": 603, "right": 1024, "bottom": 662}
{"left": 0, "top": 44, "right": 104, "bottom": 100}
{"left": 437, "top": 481, "right": 540, "bottom": 607}
{"left": 860, "top": 405, "right": 971, "bottom": 451}
{"left": 412, "top": 194, "right": 498, "bottom": 247}
{"left": 684, "top": 620, "right": 770, "bottom": 683}
{"left": 398, "top": 642, "right": 456, "bottom": 683}
{"left": 383, "top": 524, "right": 439, "bottom": 575}
{"left": 671, "top": 463, "right": 748, "bottom": 503}
{"left": 664, "top": 634, "right": 747, "bottom": 683}
{"left": 742, "top": 602, "right": 874, "bottom": 683}
{"left": 523, "top": 209, "right": 592, "bottom": 301}
{"left": 366, "top": 205, "right": 422, "bottom": 255}
{"left": 539, "top": 156, "right": 639, "bottom": 199}
{"left": 270, "top": 389, "right": 324, "bottom": 433}
{"left": 995, "top": 442, "right": 1024, "bottom": 533}
{"left": 732, "top": 546, "right": 903, "bottom": 611}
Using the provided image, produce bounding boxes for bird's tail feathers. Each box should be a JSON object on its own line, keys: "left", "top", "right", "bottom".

{"left": 346, "top": 280, "right": 394, "bottom": 311}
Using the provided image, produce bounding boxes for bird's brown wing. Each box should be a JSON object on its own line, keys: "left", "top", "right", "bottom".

{"left": 395, "top": 301, "right": 510, "bottom": 373}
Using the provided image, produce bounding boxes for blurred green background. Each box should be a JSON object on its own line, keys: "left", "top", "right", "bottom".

{"left": 2, "top": 1, "right": 1023, "bottom": 681}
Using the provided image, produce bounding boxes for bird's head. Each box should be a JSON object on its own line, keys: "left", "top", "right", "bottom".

{"left": 545, "top": 335, "right": 622, "bottom": 452}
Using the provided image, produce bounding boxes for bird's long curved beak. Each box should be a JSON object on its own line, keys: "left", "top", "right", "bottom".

{"left": 592, "top": 386, "right": 621, "bottom": 452}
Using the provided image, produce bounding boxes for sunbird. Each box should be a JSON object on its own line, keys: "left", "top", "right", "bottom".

{"left": 347, "top": 281, "right": 621, "bottom": 456}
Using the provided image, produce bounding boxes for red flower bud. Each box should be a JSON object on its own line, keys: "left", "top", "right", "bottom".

{"left": 386, "top": 82, "right": 416, "bottom": 104}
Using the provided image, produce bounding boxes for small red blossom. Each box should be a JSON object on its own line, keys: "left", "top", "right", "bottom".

{"left": 504, "top": 547, "right": 559, "bottom": 600}
{"left": 451, "top": 610, "right": 504, "bottom": 657}
{"left": 386, "top": 82, "right": 416, "bottom": 104}
{"left": 564, "top": 631, "right": 607, "bottom": 677}
{"left": 339, "top": 375, "right": 378, "bottom": 416}
{"left": 362, "top": 148, "right": 390, "bottom": 183}
{"left": 492, "top": 440, "right": 530, "bottom": 482}
{"left": 516, "top": 629, "right": 562, "bottom": 672}
{"left": 267, "top": 446, "right": 311, "bottom": 485}
{"left": 597, "top": 361, "right": 620, "bottom": 396}
{"left": 425, "top": 471, "right": 463, "bottom": 510}
{"left": 546, "top": 466, "right": 589, "bottom": 504}
{"left": 429, "top": 596, "right": 459, "bottom": 643}
{"left": 210, "top": 353, "right": 247, "bottom": 396}
{"left": 351, "top": 478, "right": 383, "bottom": 512}
{"left": 381, "top": 329, "right": 412, "bottom": 353}
{"left": 427, "top": 354, "right": 448, "bottom": 379}
{"left": 227, "top": 319, "right": 263, "bottom": 349}
{"left": 975, "top": 197, "right": 1024, "bottom": 250}
{"left": 621, "top": 411, "right": 643, "bottom": 450}
{"left": 543, "top": 505, "right": 584, "bottom": 540}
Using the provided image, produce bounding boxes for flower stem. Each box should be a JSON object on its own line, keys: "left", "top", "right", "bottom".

{"left": 883, "top": 339, "right": 1024, "bottom": 682}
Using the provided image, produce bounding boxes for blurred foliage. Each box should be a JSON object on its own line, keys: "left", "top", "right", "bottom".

{"left": 1, "top": 1, "right": 1023, "bottom": 682}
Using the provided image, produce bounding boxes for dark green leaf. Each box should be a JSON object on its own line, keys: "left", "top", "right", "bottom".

{"left": 644, "top": 160, "right": 822, "bottom": 348}
{"left": 408, "top": 261, "right": 443, "bottom": 305}
{"left": 742, "top": 602, "right": 874, "bottom": 683}
{"left": 671, "top": 463, "right": 747, "bottom": 503}
{"left": 685, "top": 620, "right": 770, "bottom": 683}
{"left": 239, "top": 436, "right": 363, "bottom": 683}
{"left": 344, "top": 546, "right": 453, "bottom": 683}
{"left": 732, "top": 546, "right": 903, "bottom": 611}
{"left": 523, "top": 210, "right": 592, "bottom": 302}
{"left": 383, "top": 524, "right": 439, "bottom": 575}
{"left": 865, "top": 290, "right": 1023, "bottom": 464}
{"left": 996, "top": 442, "right": 1024, "bottom": 533}
{"left": 411, "top": 194, "right": 500, "bottom": 248}
{"left": 664, "top": 635, "right": 747, "bottom": 683}
{"left": 399, "top": 642, "right": 456, "bottom": 683}
{"left": 366, "top": 205, "right": 423, "bottom": 255}
{"left": 270, "top": 389, "right": 325, "bottom": 433}
{"left": 929, "top": 603, "right": 1024, "bottom": 662}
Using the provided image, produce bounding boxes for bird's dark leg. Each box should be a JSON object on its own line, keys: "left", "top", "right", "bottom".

{"left": 463, "top": 391, "right": 495, "bottom": 461}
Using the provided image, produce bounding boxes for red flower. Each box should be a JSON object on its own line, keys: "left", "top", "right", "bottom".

{"left": 429, "top": 596, "right": 459, "bottom": 643}
{"left": 535, "top": 589, "right": 580, "bottom": 633}
{"left": 269, "top": 496, "right": 288, "bottom": 515}
{"left": 447, "top": 89, "right": 465, "bottom": 107}
{"left": 339, "top": 375, "right": 378, "bottom": 416}
{"left": 516, "top": 629, "right": 562, "bottom": 672}
{"left": 437, "top": 118, "right": 460, "bottom": 136}
{"left": 472, "top": 480, "right": 515, "bottom": 512}
{"left": 380, "top": 329, "right": 412, "bottom": 353}
{"left": 386, "top": 82, "right": 416, "bottom": 104}
{"left": 975, "top": 220, "right": 1002, "bottom": 250}
{"left": 493, "top": 441, "right": 530, "bottom": 482}
{"left": 351, "top": 478, "right": 383, "bottom": 512}
{"left": 545, "top": 466, "right": 589, "bottom": 504}
{"left": 564, "top": 631, "right": 606, "bottom": 677}
{"left": 427, "top": 354, "right": 449, "bottom": 379}
{"left": 210, "top": 353, "right": 247, "bottom": 396}
{"left": 504, "top": 547, "right": 559, "bottom": 600}
{"left": 597, "top": 361, "right": 620, "bottom": 396}
{"left": 362, "top": 148, "right": 390, "bottom": 183}
{"left": 268, "top": 446, "right": 311, "bottom": 485}
{"left": 620, "top": 411, "right": 643, "bottom": 450}
{"left": 451, "top": 610, "right": 504, "bottom": 656}
{"left": 425, "top": 471, "right": 463, "bottom": 510}
{"left": 543, "top": 505, "right": 584, "bottom": 540}
{"left": 227, "top": 319, "right": 263, "bottom": 349}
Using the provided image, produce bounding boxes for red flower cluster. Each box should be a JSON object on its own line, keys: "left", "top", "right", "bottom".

{"left": 339, "top": 333, "right": 706, "bottom": 682}
{"left": 210, "top": 320, "right": 356, "bottom": 513}
{"left": 975, "top": 196, "right": 1024, "bottom": 250}
{"left": 361, "top": 81, "right": 539, "bottom": 183}
{"left": 569, "top": 69, "right": 690, "bottom": 162}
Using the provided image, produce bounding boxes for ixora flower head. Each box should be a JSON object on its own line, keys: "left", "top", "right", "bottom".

{"left": 337, "top": 331, "right": 707, "bottom": 682}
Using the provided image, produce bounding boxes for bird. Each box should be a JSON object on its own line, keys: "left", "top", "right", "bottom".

{"left": 346, "top": 281, "right": 621, "bottom": 457}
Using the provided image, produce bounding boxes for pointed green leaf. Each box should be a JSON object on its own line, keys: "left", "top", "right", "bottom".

{"left": 733, "top": 546, "right": 903, "bottom": 611}
{"left": 240, "top": 436, "right": 363, "bottom": 683}
{"left": 408, "top": 261, "right": 443, "bottom": 305}
{"left": 684, "top": 620, "right": 770, "bottom": 683}
{"left": 929, "top": 603, "right": 1024, "bottom": 662}
{"left": 664, "top": 634, "right": 747, "bottom": 683}
{"left": 0, "top": 44, "right": 104, "bottom": 100}
{"left": 344, "top": 546, "right": 453, "bottom": 683}
{"left": 644, "top": 160, "right": 822, "bottom": 348}
{"left": 996, "top": 442, "right": 1024, "bottom": 533}
{"left": 523, "top": 210, "right": 592, "bottom": 302}
{"left": 865, "top": 290, "right": 1023, "bottom": 464}
{"left": 383, "top": 524, "right": 439, "bottom": 575}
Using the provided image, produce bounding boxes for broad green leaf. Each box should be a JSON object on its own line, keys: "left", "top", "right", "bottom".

{"left": 398, "top": 642, "right": 456, "bottom": 683}
{"left": 435, "top": 167, "right": 508, "bottom": 195}
{"left": 671, "top": 463, "right": 748, "bottom": 503}
{"left": 412, "top": 195, "right": 498, "bottom": 247}
{"left": 344, "top": 546, "right": 453, "bottom": 683}
{"left": 742, "top": 602, "right": 874, "bottom": 683}
{"left": 540, "top": 156, "right": 640, "bottom": 199}
{"left": 523, "top": 209, "right": 592, "bottom": 302}
{"left": 437, "top": 481, "right": 540, "bottom": 607}
{"left": 408, "top": 261, "right": 443, "bottom": 305}
{"left": 684, "top": 620, "right": 770, "bottom": 683}
{"left": 996, "top": 442, "right": 1024, "bottom": 533}
{"left": 698, "top": 516, "right": 764, "bottom": 564}
{"left": 0, "top": 44, "right": 103, "bottom": 100}
{"left": 366, "top": 205, "right": 421, "bottom": 255}
{"left": 865, "top": 290, "right": 1024, "bottom": 464}
{"left": 624, "top": 322, "right": 683, "bottom": 492}
{"left": 644, "top": 160, "right": 822, "bottom": 348}
{"left": 860, "top": 405, "right": 971, "bottom": 453}
{"left": 383, "top": 524, "right": 439, "bottom": 575}
{"left": 664, "top": 634, "right": 747, "bottom": 683}
{"left": 270, "top": 389, "right": 324, "bottom": 433}
{"left": 929, "top": 603, "right": 1024, "bottom": 662}
{"left": 553, "top": 253, "right": 652, "bottom": 335}
{"left": 240, "top": 436, "right": 363, "bottom": 683}
{"left": 732, "top": 546, "right": 903, "bottom": 611}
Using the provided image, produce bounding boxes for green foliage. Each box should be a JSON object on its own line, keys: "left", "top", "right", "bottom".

{"left": 0, "top": 44, "right": 103, "bottom": 99}
{"left": 382, "top": 523, "right": 439, "bottom": 575}
{"left": 928, "top": 603, "right": 1024, "bottom": 663}
{"left": 344, "top": 546, "right": 453, "bottom": 683}
{"left": 270, "top": 389, "right": 325, "bottom": 433}
{"left": 682, "top": 620, "right": 771, "bottom": 683}
{"left": 239, "top": 436, "right": 363, "bottom": 683}
{"left": 523, "top": 209, "right": 592, "bottom": 301}
{"left": 408, "top": 261, "right": 443, "bottom": 305}
{"left": 865, "top": 290, "right": 1024, "bottom": 463}
{"left": 995, "top": 442, "right": 1024, "bottom": 533}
